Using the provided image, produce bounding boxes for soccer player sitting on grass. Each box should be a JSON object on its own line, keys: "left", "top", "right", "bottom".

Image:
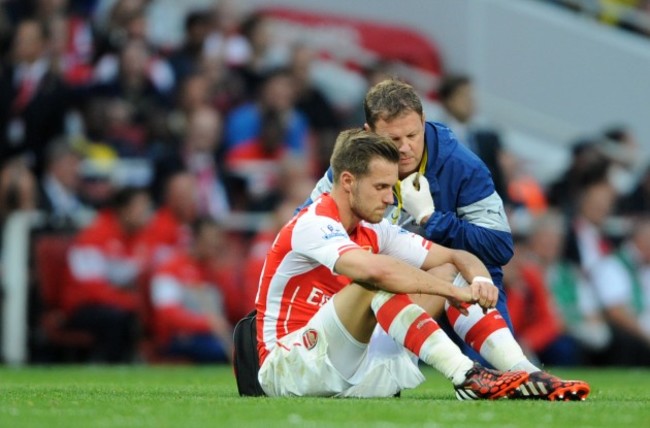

{"left": 255, "top": 129, "right": 529, "bottom": 399}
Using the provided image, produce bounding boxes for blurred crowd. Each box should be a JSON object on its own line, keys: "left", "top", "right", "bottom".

{"left": 433, "top": 73, "right": 650, "bottom": 367}
{"left": 0, "top": 0, "right": 648, "bottom": 366}
{"left": 544, "top": 0, "right": 650, "bottom": 38}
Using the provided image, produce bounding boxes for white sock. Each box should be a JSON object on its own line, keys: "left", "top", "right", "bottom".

{"left": 420, "top": 330, "right": 475, "bottom": 385}
{"left": 477, "top": 327, "right": 540, "bottom": 373}
{"left": 370, "top": 291, "right": 474, "bottom": 385}
{"left": 447, "top": 274, "right": 540, "bottom": 373}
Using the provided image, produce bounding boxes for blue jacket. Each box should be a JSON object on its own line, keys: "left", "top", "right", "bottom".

{"left": 302, "top": 121, "right": 514, "bottom": 289}
{"left": 417, "top": 122, "right": 513, "bottom": 285}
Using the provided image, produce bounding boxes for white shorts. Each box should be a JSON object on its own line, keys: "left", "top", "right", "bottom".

{"left": 258, "top": 300, "right": 425, "bottom": 398}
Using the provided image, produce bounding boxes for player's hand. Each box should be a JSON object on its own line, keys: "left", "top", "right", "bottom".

{"left": 469, "top": 276, "right": 498, "bottom": 313}
{"left": 447, "top": 293, "right": 471, "bottom": 316}
{"left": 400, "top": 172, "right": 435, "bottom": 225}
{"left": 447, "top": 276, "right": 497, "bottom": 315}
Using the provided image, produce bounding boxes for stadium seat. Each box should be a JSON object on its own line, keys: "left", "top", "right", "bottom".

{"left": 33, "top": 233, "right": 94, "bottom": 358}
{"left": 136, "top": 273, "right": 192, "bottom": 365}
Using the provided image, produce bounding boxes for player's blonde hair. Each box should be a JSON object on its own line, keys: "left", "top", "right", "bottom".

{"left": 330, "top": 129, "right": 399, "bottom": 184}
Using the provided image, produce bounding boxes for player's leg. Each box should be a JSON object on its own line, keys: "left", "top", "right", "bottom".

{"left": 259, "top": 294, "right": 417, "bottom": 398}
{"left": 441, "top": 274, "right": 590, "bottom": 401}
{"left": 311, "top": 297, "right": 423, "bottom": 398}
{"left": 408, "top": 263, "right": 455, "bottom": 315}
{"left": 333, "top": 283, "right": 529, "bottom": 400}
{"left": 408, "top": 265, "right": 532, "bottom": 372}
{"left": 363, "top": 264, "right": 450, "bottom": 361}
{"left": 257, "top": 304, "right": 367, "bottom": 397}
{"left": 416, "top": 263, "right": 496, "bottom": 366}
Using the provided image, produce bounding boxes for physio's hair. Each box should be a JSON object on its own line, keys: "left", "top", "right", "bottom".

{"left": 330, "top": 129, "right": 399, "bottom": 184}
{"left": 364, "top": 78, "right": 423, "bottom": 128}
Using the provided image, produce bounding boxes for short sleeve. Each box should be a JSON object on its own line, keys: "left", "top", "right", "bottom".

{"left": 291, "top": 215, "right": 360, "bottom": 273}
{"left": 373, "top": 220, "right": 432, "bottom": 268}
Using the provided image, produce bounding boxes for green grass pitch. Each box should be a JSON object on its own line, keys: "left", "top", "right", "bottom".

{"left": 1, "top": 366, "right": 648, "bottom": 427}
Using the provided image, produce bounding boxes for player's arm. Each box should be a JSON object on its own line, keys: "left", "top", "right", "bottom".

{"left": 419, "top": 242, "right": 498, "bottom": 312}
{"left": 333, "top": 249, "right": 495, "bottom": 310}
{"left": 421, "top": 243, "right": 491, "bottom": 285}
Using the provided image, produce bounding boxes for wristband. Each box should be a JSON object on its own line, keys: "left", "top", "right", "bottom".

{"left": 472, "top": 276, "right": 494, "bottom": 285}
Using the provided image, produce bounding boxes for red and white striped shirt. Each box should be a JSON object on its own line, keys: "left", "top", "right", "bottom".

{"left": 256, "top": 194, "right": 432, "bottom": 364}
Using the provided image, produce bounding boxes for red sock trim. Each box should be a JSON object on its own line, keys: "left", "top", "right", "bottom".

{"left": 375, "top": 294, "right": 411, "bottom": 331}
{"left": 464, "top": 311, "right": 508, "bottom": 352}
{"left": 403, "top": 312, "right": 440, "bottom": 355}
{"left": 445, "top": 303, "right": 471, "bottom": 326}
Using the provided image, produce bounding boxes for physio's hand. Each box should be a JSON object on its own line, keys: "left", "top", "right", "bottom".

{"left": 400, "top": 172, "right": 435, "bottom": 225}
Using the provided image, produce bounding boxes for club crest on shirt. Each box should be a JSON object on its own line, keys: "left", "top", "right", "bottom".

{"left": 302, "top": 329, "right": 319, "bottom": 350}
{"left": 320, "top": 224, "right": 346, "bottom": 240}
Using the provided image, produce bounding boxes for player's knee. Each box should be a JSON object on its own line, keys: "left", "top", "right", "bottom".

{"left": 427, "top": 262, "right": 459, "bottom": 282}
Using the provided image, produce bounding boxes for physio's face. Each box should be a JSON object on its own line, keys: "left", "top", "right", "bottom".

{"left": 368, "top": 111, "right": 425, "bottom": 180}
{"left": 350, "top": 158, "right": 397, "bottom": 224}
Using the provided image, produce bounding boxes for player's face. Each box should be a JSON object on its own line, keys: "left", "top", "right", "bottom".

{"left": 350, "top": 158, "right": 397, "bottom": 223}
{"left": 368, "top": 111, "right": 425, "bottom": 180}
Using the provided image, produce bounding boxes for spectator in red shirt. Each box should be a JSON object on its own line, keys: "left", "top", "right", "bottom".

{"left": 145, "top": 171, "right": 198, "bottom": 268}
{"left": 149, "top": 217, "right": 233, "bottom": 363}
{"left": 241, "top": 199, "right": 298, "bottom": 312}
{"left": 224, "top": 107, "right": 291, "bottom": 211}
{"left": 504, "top": 237, "right": 580, "bottom": 366}
{"left": 64, "top": 186, "right": 152, "bottom": 362}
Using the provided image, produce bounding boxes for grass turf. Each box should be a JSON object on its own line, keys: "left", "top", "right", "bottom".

{"left": 1, "top": 366, "right": 648, "bottom": 427}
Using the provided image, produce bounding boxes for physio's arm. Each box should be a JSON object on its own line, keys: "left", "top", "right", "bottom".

{"left": 424, "top": 204, "right": 514, "bottom": 267}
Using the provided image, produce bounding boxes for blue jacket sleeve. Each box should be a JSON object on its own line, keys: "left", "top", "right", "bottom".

{"left": 295, "top": 168, "right": 334, "bottom": 214}
{"left": 424, "top": 209, "right": 514, "bottom": 267}
{"left": 420, "top": 126, "right": 514, "bottom": 267}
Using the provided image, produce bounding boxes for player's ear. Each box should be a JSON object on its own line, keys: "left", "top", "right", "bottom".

{"left": 363, "top": 123, "right": 371, "bottom": 131}
{"left": 340, "top": 171, "right": 354, "bottom": 191}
